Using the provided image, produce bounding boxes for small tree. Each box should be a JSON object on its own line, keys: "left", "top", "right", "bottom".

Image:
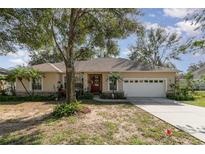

{"left": 8, "top": 67, "right": 42, "bottom": 96}
{"left": 129, "top": 27, "right": 181, "bottom": 68}
{"left": 109, "top": 72, "right": 121, "bottom": 98}
{"left": 184, "top": 72, "right": 194, "bottom": 91}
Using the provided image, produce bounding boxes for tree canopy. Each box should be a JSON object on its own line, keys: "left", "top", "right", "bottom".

{"left": 0, "top": 8, "right": 142, "bottom": 102}
{"left": 180, "top": 9, "right": 205, "bottom": 54}
{"left": 129, "top": 27, "right": 181, "bottom": 68}
{"left": 187, "top": 61, "right": 205, "bottom": 72}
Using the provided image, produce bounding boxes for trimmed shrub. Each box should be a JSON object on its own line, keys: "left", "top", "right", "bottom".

{"left": 53, "top": 101, "right": 82, "bottom": 118}
{"left": 78, "top": 92, "right": 94, "bottom": 100}
{"left": 167, "top": 93, "right": 194, "bottom": 101}
{"left": 100, "top": 92, "right": 126, "bottom": 99}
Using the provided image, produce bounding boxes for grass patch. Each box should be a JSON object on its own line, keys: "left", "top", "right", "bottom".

{"left": 103, "top": 121, "right": 118, "bottom": 141}
{"left": 129, "top": 136, "right": 149, "bottom": 145}
{"left": 67, "top": 116, "right": 78, "bottom": 124}
{"left": 0, "top": 131, "right": 42, "bottom": 145}
{"left": 97, "top": 111, "right": 111, "bottom": 118}
{"left": 0, "top": 101, "right": 202, "bottom": 145}
{"left": 183, "top": 91, "right": 205, "bottom": 107}
{"left": 50, "top": 130, "right": 75, "bottom": 144}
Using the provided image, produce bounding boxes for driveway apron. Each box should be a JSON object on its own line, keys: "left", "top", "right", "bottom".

{"left": 128, "top": 98, "right": 205, "bottom": 142}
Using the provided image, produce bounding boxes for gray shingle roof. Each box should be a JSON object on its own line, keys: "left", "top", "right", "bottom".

{"left": 0, "top": 67, "right": 9, "bottom": 75}
{"left": 32, "top": 58, "right": 178, "bottom": 73}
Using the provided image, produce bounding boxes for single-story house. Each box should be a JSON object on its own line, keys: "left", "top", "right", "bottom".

{"left": 15, "top": 58, "right": 177, "bottom": 97}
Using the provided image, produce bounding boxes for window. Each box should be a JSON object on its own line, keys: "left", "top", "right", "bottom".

{"left": 144, "top": 80, "right": 148, "bottom": 83}
{"left": 130, "top": 80, "right": 134, "bottom": 83}
{"left": 159, "top": 80, "right": 164, "bottom": 83}
{"left": 139, "top": 80, "right": 143, "bottom": 83}
{"left": 32, "top": 78, "right": 42, "bottom": 91}
{"left": 124, "top": 80, "right": 128, "bottom": 83}
{"left": 109, "top": 76, "right": 117, "bottom": 91}
{"left": 154, "top": 80, "right": 158, "bottom": 83}
{"left": 149, "top": 80, "right": 153, "bottom": 83}
{"left": 135, "top": 80, "right": 138, "bottom": 83}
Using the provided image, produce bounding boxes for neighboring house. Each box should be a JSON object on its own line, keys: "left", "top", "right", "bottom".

{"left": 0, "top": 67, "right": 9, "bottom": 75}
{"left": 15, "top": 58, "right": 177, "bottom": 97}
{"left": 192, "top": 65, "right": 205, "bottom": 90}
{"left": 0, "top": 67, "right": 9, "bottom": 93}
{"left": 192, "top": 65, "right": 205, "bottom": 79}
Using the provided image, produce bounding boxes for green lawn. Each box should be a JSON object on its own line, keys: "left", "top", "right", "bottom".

{"left": 184, "top": 91, "right": 205, "bottom": 107}
{"left": 0, "top": 101, "right": 203, "bottom": 145}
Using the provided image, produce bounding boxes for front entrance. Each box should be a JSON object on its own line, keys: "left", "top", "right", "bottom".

{"left": 89, "top": 74, "right": 102, "bottom": 93}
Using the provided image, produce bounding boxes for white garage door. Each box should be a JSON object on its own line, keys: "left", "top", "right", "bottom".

{"left": 123, "top": 78, "right": 166, "bottom": 97}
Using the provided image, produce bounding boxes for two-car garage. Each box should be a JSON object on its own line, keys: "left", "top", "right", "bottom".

{"left": 123, "top": 78, "right": 167, "bottom": 97}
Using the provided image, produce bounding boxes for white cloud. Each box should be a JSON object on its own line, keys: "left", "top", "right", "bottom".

{"left": 9, "top": 58, "right": 27, "bottom": 66}
{"left": 8, "top": 50, "right": 30, "bottom": 67}
{"left": 175, "top": 21, "right": 201, "bottom": 37}
{"left": 144, "top": 22, "right": 160, "bottom": 29}
{"left": 120, "top": 48, "right": 131, "bottom": 58}
{"left": 144, "top": 20, "right": 201, "bottom": 37}
{"left": 163, "top": 8, "right": 195, "bottom": 18}
{"left": 7, "top": 50, "right": 28, "bottom": 58}
{"left": 148, "top": 14, "right": 156, "bottom": 17}
{"left": 144, "top": 22, "right": 182, "bottom": 36}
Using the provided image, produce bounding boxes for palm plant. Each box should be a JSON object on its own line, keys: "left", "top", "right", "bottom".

{"left": 8, "top": 67, "right": 42, "bottom": 96}
{"left": 109, "top": 72, "right": 121, "bottom": 98}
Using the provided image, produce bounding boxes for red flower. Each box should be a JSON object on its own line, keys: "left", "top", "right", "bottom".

{"left": 165, "top": 129, "right": 173, "bottom": 136}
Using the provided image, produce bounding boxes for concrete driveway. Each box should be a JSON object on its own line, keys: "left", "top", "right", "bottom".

{"left": 128, "top": 97, "right": 205, "bottom": 142}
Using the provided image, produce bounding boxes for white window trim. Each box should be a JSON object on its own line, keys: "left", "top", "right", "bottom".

{"left": 29, "top": 77, "right": 43, "bottom": 92}
{"left": 108, "top": 75, "right": 118, "bottom": 91}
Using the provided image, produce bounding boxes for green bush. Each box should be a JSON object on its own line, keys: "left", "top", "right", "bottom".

{"left": 78, "top": 92, "right": 94, "bottom": 100}
{"left": 0, "top": 95, "right": 56, "bottom": 102}
{"left": 100, "top": 92, "right": 126, "bottom": 99}
{"left": 167, "top": 94, "right": 194, "bottom": 101}
{"left": 53, "top": 101, "right": 82, "bottom": 118}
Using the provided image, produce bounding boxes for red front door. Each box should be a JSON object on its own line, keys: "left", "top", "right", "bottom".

{"left": 90, "top": 75, "right": 101, "bottom": 93}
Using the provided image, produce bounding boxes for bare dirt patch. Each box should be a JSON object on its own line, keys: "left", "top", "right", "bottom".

{"left": 0, "top": 101, "right": 203, "bottom": 145}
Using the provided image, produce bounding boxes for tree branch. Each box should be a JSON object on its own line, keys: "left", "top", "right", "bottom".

{"left": 51, "top": 16, "right": 68, "bottom": 63}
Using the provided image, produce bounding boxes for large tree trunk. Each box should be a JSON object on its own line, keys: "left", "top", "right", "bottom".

{"left": 65, "top": 63, "right": 76, "bottom": 103}
{"left": 65, "top": 8, "right": 78, "bottom": 103}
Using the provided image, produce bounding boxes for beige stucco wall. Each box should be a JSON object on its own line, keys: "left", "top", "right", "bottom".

{"left": 16, "top": 71, "right": 176, "bottom": 94}
{"left": 85, "top": 72, "right": 176, "bottom": 92}
{"left": 83, "top": 71, "right": 176, "bottom": 93}
{"left": 16, "top": 79, "right": 30, "bottom": 92}
{"left": 16, "top": 72, "right": 61, "bottom": 93}
{"left": 43, "top": 73, "right": 61, "bottom": 92}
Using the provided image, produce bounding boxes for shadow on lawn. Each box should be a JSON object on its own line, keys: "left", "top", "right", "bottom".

{"left": 81, "top": 99, "right": 132, "bottom": 106}
{"left": 0, "top": 101, "right": 59, "bottom": 106}
{"left": 0, "top": 112, "right": 56, "bottom": 137}
{"left": 129, "top": 98, "right": 184, "bottom": 106}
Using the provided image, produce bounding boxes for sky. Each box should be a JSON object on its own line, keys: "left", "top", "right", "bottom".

{"left": 0, "top": 8, "right": 205, "bottom": 72}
